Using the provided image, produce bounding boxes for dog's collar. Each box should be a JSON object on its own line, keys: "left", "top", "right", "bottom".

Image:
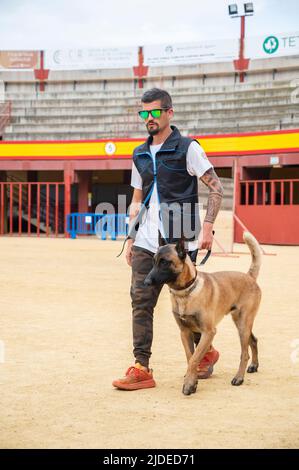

{"left": 169, "top": 272, "right": 198, "bottom": 296}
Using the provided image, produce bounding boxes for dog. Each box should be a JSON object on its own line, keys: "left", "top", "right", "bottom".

{"left": 144, "top": 232, "right": 262, "bottom": 395}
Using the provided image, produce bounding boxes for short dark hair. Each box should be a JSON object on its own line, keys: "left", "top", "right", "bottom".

{"left": 141, "top": 88, "right": 172, "bottom": 109}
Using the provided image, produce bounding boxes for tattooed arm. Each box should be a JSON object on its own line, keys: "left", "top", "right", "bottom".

{"left": 200, "top": 168, "right": 223, "bottom": 224}
{"left": 199, "top": 168, "right": 223, "bottom": 249}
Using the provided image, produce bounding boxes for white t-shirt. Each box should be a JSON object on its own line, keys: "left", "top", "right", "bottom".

{"left": 131, "top": 140, "right": 212, "bottom": 253}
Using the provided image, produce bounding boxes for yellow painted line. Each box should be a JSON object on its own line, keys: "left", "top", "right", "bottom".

{"left": 0, "top": 141, "right": 143, "bottom": 158}
{"left": 0, "top": 132, "right": 298, "bottom": 159}
{"left": 199, "top": 132, "right": 299, "bottom": 154}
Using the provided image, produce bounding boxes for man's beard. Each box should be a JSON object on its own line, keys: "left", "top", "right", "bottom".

{"left": 146, "top": 122, "right": 160, "bottom": 136}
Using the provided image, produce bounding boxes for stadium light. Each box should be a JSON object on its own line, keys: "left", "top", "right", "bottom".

{"left": 228, "top": 4, "right": 238, "bottom": 16}
{"left": 228, "top": 2, "right": 254, "bottom": 17}
{"left": 244, "top": 2, "right": 254, "bottom": 14}
{"left": 229, "top": 3, "right": 254, "bottom": 83}
{"left": 228, "top": 3, "right": 238, "bottom": 16}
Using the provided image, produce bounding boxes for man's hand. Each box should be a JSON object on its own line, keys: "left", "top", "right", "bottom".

{"left": 126, "top": 238, "right": 134, "bottom": 266}
{"left": 198, "top": 222, "right": 214, "bottom": 251}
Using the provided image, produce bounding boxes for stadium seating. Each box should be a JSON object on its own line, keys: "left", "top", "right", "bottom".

{"left": 1, "top": 55, "right": 299, "bottom": 141}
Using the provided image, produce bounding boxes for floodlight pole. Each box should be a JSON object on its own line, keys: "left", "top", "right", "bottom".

{"left": 239, "top": 15, "right": 248, "bottom": 82}
{"left": 232, "top": 13, "right": 250, "bottom": 83}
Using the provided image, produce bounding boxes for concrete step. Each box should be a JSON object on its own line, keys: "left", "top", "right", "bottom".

{"left": 4, "top": 80, "right": 294, "bottom": 101}
{"left": 12, "top": 211, "right": 50, "bottom": 233}
{"left": 10, "top": 100, "right": 298, "bottom": 118}
{"left": 4, "top": 122, "right": 297, "bottom": 141}
{"left": 6, "top": 114, "right": 299, "bottom": 134}
{"left": 10, "top": 107, "right": 299, "bottom": 125}
{"left": 9, "top": 99, "right": 294, "bottom": 118}
{"left": 7, "top": 90, "right": 294, "bottom": 108}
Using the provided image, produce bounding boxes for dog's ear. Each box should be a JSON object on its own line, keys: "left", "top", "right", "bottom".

{"left": 175, "top": 237, "right": 186, "bottom": 260}
{"left": 158, "top": 232, "right": 167, "bottom": 247}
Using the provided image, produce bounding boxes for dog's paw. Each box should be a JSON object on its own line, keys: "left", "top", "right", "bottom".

{"left": 247, "top": 364, "right": 258, "bottom": 373}
{"left": 231, "top": 376, "right": 244, "bottom": 386}
{"left": 182, "top": 383, "right": 197, "bottom": 395}
{"left": 182, "top": 377, "right": 198, "bottom": 395}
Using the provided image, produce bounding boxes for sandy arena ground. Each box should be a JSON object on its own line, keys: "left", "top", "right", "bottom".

{"left": 0, "top": 211, "right": 298, "bottom": 449}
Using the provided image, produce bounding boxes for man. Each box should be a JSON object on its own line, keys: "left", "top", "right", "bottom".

{"left": 113, "top": 88, "right": 223, "bottom": 390}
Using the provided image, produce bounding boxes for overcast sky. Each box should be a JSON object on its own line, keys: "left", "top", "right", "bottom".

{"left": 0, "top": 0, "right": 298, "bottom": 50}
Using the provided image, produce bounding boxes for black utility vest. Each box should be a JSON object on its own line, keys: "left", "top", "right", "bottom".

{"left": 132, "top": 126, "right": 200, "bottom": 243}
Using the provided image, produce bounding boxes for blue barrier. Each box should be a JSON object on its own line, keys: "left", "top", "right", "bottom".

{"left": 66, "top": 213, "right": 128, "bottom": 240}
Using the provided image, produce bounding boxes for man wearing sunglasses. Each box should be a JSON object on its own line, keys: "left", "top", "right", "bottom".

{"left": 113, "top": 88, "right": 223, "bottom": 391}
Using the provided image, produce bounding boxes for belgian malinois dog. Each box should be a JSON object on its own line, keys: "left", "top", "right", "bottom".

{"left": 144, "top": 232, "right": 262, "bottom": 395}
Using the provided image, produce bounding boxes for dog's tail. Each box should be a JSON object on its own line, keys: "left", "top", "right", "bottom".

{"left": 243, "top": 231, "right": 262, "bottom": 280}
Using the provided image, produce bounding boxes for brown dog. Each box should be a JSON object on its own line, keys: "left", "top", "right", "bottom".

{"left": 144, "top": 232, "right": 262, "bottom": 395}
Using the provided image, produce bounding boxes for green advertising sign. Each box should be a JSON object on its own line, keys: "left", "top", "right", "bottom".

{"left": 263, "top": 36, "right": 279, "bottom": 54}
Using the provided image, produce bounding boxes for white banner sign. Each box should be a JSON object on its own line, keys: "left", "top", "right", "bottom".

{"left": 45, "top": 47, "right": 138, "bottom": 70}
{"left": 246, "top": 32, "right": 299, "bottom": 58}
{"left": 143, "top": 39, "right": 239, "bottom": 66}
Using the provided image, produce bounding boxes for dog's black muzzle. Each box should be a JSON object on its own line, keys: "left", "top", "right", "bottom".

{"left": 144, "top": 271, "right": 155, "bottom": 286}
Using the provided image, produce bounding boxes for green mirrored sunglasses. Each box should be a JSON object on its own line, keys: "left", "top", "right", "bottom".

{"left": 138, "top": 108, "right": 170, "bottom": 120}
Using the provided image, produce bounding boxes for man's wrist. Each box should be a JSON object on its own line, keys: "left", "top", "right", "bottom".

{"left": 203, "top": 221, "right": 213, "bottom": 231}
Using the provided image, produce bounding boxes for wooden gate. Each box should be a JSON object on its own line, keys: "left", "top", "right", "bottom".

{"left": 234, "top": 177, "right": 299, "bottom": 245}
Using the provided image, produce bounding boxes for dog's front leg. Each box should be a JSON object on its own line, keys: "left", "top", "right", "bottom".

{"left": 180, "top": 327, "right": 194, "bottom": 364}
{"left": 173, "top": 313, "right": 194, "bottom": 364}
{"left": 182, "top": 329, "right": 216, "bottom": 396}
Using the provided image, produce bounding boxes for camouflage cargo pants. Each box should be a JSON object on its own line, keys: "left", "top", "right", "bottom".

{"left": 130, "top": 245, "right": 200, "bottom": 368}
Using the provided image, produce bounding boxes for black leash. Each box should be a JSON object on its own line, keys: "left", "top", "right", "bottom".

{"left": 198, "top": 249, "right": 212, "bottom": 266}
{"left": 116, "top": 236, "right": 129, "bottom": 258}
{"left": 117, "top": 231, "right": 215, "bottom": 265}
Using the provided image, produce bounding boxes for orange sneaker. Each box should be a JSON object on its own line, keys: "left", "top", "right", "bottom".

{"left": 197, "top": 348, "right": 220, "bottom": 379}
{"left": 112, "top": 363, "right": 156, "bottom": 391}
